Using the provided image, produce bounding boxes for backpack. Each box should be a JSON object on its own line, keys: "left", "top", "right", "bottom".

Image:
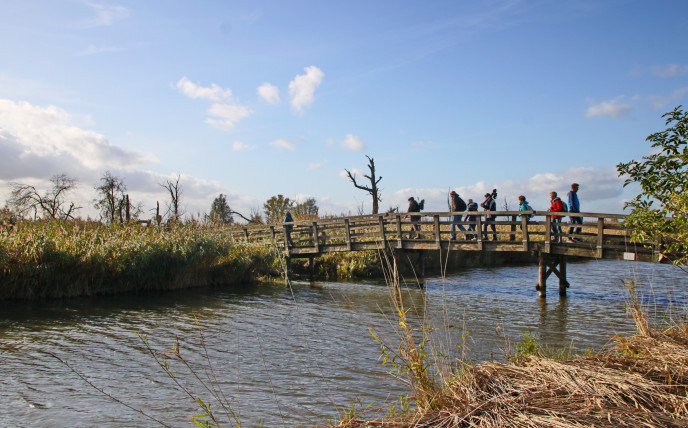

{"left": 525, "top": 203, "right": 535, "bottom": 218}
{"left": 457, "top": 197, "right": 467, "bottom": 212}
{"left": 419, "top": 199, "right": 425, "bottom": 210}
{"left": 561, "top": 201, "right": 568, "bottom": 212}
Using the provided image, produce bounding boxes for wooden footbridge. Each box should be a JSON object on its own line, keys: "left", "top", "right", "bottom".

{"left": 227, "top": 211, "right": 666, "bottom": 298}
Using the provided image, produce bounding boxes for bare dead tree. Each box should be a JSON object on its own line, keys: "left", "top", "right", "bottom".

{"left": 345, "top": 155, "right": 382, "bottom": 214}
{"left": 160, "top": 174, "right": 183, "bottom": 221}
{"left": 8, "top": 174, "right": 80, "bottom": 220}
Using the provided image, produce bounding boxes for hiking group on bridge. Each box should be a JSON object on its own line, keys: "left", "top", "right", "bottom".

{"left": 408, "top": 182, "right": 582, "bottom": 242}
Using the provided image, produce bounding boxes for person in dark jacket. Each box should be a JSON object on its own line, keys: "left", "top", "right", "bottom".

{"left": 449, "top": 190, "right": 467, "bottom": 240}
{"left": 465, "top": 199, "right": 478, "bottom": 240}
{"left": 283, "top": 210, "right": 294, "bottom": 246}
{"left": 481, "top": 193, "right": 497, "bottom": 241}
{"left": 407, "top": 197, "right": 421, "bottom": 238}
{"left": 567, "top": 183, "right": 582, "bottom": 241}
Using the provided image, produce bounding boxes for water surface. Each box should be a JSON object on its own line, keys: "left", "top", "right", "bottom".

{"left": 1, "top": 259, "right": 687, "bottom": 427}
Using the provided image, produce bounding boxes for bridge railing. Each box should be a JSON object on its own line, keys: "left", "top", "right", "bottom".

{"left": 224, "top": 211, "right": 649, "bottom": 257}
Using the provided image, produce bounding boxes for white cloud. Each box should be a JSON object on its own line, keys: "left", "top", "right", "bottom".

{"left": 82, "top": 1, "right": 130, "bottom": 27}
{"left": 651, "top": 64, "right": 688, "bottom": 78}
{"left": 308, "top": 160, "right": 327, "bottom": 170}
{"left": 0, "top": 99, "right": 155, "bottom": 176}
{"left": 176, "top": 77, "right": 233, "bottom": 102}
{"left": 340, "top": 134, "right": 366, "bottom": 151}
{"left": 649, "top": 86, "right": 688, "bottom": 109}
{"left": 270, "top": 138, "right": 295, "bottom": 150}
{"left": 257, "top": 83, "right": 280, "bottom": 105}
{"left": 205, "top": 103, "right": 252, "bottom": 130}
{"left": 289, "top": 66, "right": 324, "bottom": 113}
{"left": 233, "top": 141, "right": 256, "bottom": 151}
{"left": 585, "top": 98, "right": 632, "bottom": 119}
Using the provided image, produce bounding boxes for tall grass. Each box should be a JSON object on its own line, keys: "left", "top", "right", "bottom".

{"left": 0, "top": 219, "right": 282, "bottom": 299}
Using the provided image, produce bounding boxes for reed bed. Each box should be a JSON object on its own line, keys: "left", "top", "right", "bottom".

{"left": 0, "top": 219, "right": 282, "bottom": 299}
{"left": 332, "top": 253, "right": 688, "bottom": 428}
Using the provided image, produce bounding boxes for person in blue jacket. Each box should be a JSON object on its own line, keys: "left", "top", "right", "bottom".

{"left": 567, "top": 183, "right": 582, "bottom": 242}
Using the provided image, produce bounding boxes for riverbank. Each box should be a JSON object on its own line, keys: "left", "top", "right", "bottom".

{"left": 332, "top": 289, "right": 688, "bottom": 427}
{"left": 1, "top": 218, "right": 540, "bottom": 300}
{"left": 0, "top": 219, "right": 284, "bottom": 299}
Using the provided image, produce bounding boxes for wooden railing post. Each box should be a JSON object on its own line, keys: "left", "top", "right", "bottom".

{"left": 395, "top": 215, "right": 403, "bottom": 247}
{"left": 312, "top": 221, "right": 320, "bottom": 252}
{"left": 476, "top": 215, "right": 483, "bottom": 250}
{"left": 433, "top": 214, "right": 441, "bottom": 248}
{"left": 270, "top": 225, "right": 276, "bottom": 245}
{"left": 344, "top": 218, "right": 352, "bottom": 251}
{"left": 243, "top": 228, "right": 249, "bottom": 242}
{"left": 378, "top": 215, "right": 386, "bottom": 243}
{"left": 521, "top": 215, "right": 529, "bottom": 251}
{"left": 544, "top": 215, "right": 551, "bottom": 253}
{"left": 597, "top": 217, "right": 604, "bottom": 258}
{"left": 510, "top": 215, "right": 517, "bottom": 241}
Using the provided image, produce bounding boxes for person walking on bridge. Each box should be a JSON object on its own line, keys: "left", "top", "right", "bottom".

{"left": 465, "top": 199, "right": 478, "bottom": 240}
{"left": 567, "top": 183, "right": 582, "bottom": 242}
{"left": 283, "top": 210, "right": 294, "bottom": 247}
{"left": 449, "top": 190, "right": 467, "bottom": 240}
{"left": 407, "top": 197, "right": 421, "bottom": 238}
{"left": 481, "top": 192, "right": 497, "bottom": 241}
{"left": 548, "top": 192, "right": 564, "bottom": 243}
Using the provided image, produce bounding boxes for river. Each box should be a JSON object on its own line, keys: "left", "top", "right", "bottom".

{"left": 1, "top": 259, "right": 687, "bottom": 427}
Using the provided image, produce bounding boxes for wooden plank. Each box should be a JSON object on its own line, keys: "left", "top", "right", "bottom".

{"left": 434, "top": 214, "right": 441, "bottom": 248}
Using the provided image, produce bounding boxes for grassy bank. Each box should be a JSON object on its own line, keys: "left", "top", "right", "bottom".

{"left": 332, "top": 279, "right": 688, "bottom": 427}
{"left": 0, "top": 219, "right": 284, "bottom": 299}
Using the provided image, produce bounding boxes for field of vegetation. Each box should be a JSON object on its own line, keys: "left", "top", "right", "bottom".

{"left": 0, "top": 216, "right": 285, "bottom": 300}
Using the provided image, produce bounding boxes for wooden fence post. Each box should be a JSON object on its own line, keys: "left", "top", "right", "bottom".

{"left": 476, "top": 216, "right": 483, "bottom": 250}
{"left": 344, "top": 218, "right": 352, "bottom": 251}
{"left": 378, "top": 215, "right": 386, "bottom": 243}
{"left": 521, "top": 215, "right": 529, "bottom": 251}
{"left": 597, "top": 217, "right": 604, "bottom": 258}
{"left": 510, "top": 215, "right": 516, "bottom": 241}
{"left": 433, "top": 214, "right": 441, "bottom": 248}
{"left": 544, "top": 216, "right": 551, "bottom": 253}
{"left": 312, "top": 221, "right": 320, "bottom": 252}
{"left": 395, "top": 215, "right": 403, "bottom": 247}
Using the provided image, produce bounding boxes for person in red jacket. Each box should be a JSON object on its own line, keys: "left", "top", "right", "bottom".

{"left": 548, "top": 192, "right": 564, "bottom": 242}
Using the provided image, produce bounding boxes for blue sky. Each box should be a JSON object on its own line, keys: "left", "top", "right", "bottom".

{"left": 1, "top": 0, "right": 687, "bottom": 220}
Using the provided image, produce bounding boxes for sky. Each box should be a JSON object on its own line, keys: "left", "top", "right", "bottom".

{"left": 1, "top": 0, "right": 687, "bottom": 221}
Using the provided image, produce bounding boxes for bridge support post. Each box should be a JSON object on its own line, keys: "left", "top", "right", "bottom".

{"left": 537, "top": 253, "right": 547, "bottom": 298}
{"left": 308, "top": 256, "right": 315, "bottom": 280}
{"left": 536, "top": 253, "right": 569, "bottom": 298}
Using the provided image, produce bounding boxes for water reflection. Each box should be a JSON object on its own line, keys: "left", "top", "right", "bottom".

{"left": 1, "top": 259, "right": 687, "bottom": 426}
